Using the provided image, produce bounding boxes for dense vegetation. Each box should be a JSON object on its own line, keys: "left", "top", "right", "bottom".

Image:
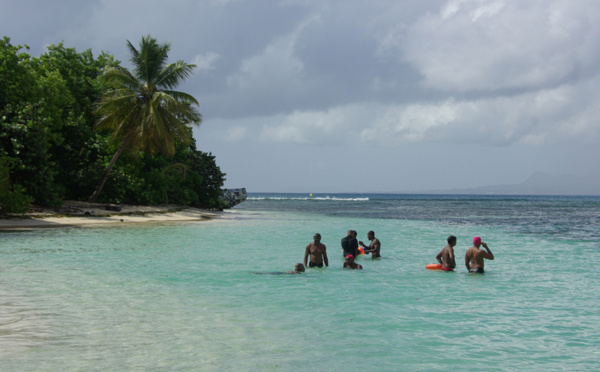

{"left": 0, "top": 36, "right": 225, "bottom": 213}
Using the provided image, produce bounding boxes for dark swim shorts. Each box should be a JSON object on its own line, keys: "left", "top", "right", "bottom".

{"left": 309, "top": 262, "right": 324, "bottom": 268}
{"left": 469, "top": 268, "right": 484, "bottom": 273}
{"left": 440, "top": 267, "right": 454, "bottom": 271}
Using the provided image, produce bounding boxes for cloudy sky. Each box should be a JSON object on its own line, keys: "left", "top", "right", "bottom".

{"left": 2, "top": 0, "right": 600, "bottom": 192}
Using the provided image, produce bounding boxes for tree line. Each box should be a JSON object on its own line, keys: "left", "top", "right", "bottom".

{"left": 0, "top": 36, "right": 226, "bottom": 213}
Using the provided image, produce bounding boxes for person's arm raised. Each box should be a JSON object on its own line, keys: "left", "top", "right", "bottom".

{"left": 481, "top": 242, "right": 494, "bottom": 260}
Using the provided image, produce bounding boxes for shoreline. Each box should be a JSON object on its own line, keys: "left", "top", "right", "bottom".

{"left": 0, "top": 200, "right": 221, "bottom": 231}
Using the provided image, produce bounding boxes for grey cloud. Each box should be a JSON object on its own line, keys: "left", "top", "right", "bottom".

{"left": 3, "top": 0, "right": 600, "bottom": 192}
{"left": 212, "top": 0, "right": 600, "bottom": 148}
{"left": 193, "top": 3, "right": 432, "bottom": 118}
{"left": 240, "top": 72, "right": 600, "bottom": 148}
{"left": 399, "top": 0, "right": 600, "bottom": 93}
{"left": 0, "top": 0, "right": 101, "bottom": 55}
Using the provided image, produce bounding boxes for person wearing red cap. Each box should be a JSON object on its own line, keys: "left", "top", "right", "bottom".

{"left": 464, "top": 236, "right": 494, "bottom": 273}
{"left": 343, "top": 254, "right": 362, "bottom": 270}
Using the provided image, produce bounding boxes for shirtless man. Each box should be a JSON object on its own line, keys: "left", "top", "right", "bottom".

{"left": 436, "top": 235, "right": 456, "bottom": 271}
{"left": 465, "top": 236, "right": 494, "bottom": 273}
{"left": 343, "top": 254, "right": 363, "bottom": 270}
{"left": 359, "top": 230, "right": 381, "bottom": 259}
{"left": 304, "top": 233, "right": 329, "bottom": 268}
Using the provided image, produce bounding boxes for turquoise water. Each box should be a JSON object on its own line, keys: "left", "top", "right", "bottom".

{"left": 1, "top": 194, "right": 599, "bottom": 371}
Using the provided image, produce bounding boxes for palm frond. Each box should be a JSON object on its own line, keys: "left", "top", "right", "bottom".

{"left": 162, "top": 89, "right": 200, "bottom": 105}
{"left": 156, "top": 61, "right": 196, "bottom": 89}
{"left": 155, "top": 91, "right": 202, "bottom": 125}
{"left": 128, "top": 35, "right": 170, "bottom": 84}
{"left": 96, "top": 35, "right": 201, "bottom": 158}
{"left": 101, "top": 66, "right": 141, "bottom": 91}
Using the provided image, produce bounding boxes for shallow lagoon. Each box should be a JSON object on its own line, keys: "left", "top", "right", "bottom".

{"left": 1, "top": 194, "right": 599, "bottom": 371}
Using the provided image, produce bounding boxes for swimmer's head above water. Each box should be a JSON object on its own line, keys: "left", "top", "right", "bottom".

{"left": 295, "top": 263, "right": 305, "bottom": 272}
{"left": 473, "top": 236, "right": 481, "bottom": 246}
{"left": 447, "top": 235, "right": 457, "bottom": 245}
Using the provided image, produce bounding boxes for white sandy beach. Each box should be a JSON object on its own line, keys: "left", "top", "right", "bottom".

{"left": 0, "top": 200, "right": 220, "bottom": 230}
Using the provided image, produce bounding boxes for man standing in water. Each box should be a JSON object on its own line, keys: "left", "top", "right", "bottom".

{"left": 359, "top": 230, "right": 381, "bottom": 259}
{"left": 465, "top": 236, "right": 494, "bottom": 273}
{"left": 304, "top": 233, "right": 329, "bottom": 268}
{"left": 341, "top": 230, "right": 359, "bottom": 258}
{"left": 436, "top": 235, "right": 457, "bottom": 271}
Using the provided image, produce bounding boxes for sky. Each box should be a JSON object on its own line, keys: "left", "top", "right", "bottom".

{"left": 2, "top": 0, "right": 600, "bottom": 193}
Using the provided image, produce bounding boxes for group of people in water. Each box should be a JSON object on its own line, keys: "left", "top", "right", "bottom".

{"left": 292, "top": 229, "right": 381, "bottom": 272}
{"left": 435, "top": 235, "right": 495, "bottom": 273}
{"left": 289, "top": 231, "right": 494, "bottom": 274}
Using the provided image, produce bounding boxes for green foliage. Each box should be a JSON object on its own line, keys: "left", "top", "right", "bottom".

{"left": 91, "top": 139, "right": 226, "bottom": 208}
{"left": 0, "top": 185, "right": 33, "bottom": 214}
{"left": 37, "top": 44, "right": 117, "bottom": 200}
{"left": 1, "top": 38, "right": 49, "bottom": 205}
{"left": 0, "top": 156, "right": 33, "bottom": 214}
{"left": 1, "top": 36, "right": 226, "bottom": 210}
{"left": 95, "top": 35, "right": 201, "bottom": 156}
{"left": 1, "top": 37, "right": 113, "bottom": 207}
{"left": 180, "top": 138, "right": 226, "bottom": 208}
{"left": 89, "top": 35, "right": 204, "bottom": 202}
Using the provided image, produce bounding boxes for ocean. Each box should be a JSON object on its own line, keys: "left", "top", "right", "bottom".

{"left": 1, "top": 193, "right": 599, "bottom": 371}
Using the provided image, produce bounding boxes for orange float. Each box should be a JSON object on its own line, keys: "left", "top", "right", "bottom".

{"left": 358, "top": 247, "right": 365, "bottom": 255}
{"left": 426, "top": 263, "right": 442, "bottom": 270}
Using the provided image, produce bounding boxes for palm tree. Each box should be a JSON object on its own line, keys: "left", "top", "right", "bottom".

{"left": 89, "top": 35, "right": 201, "bottom": 202}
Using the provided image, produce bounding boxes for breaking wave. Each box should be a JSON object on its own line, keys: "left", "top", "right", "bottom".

{"left": 247, "top": 196, "right": 369, "bottom": 202}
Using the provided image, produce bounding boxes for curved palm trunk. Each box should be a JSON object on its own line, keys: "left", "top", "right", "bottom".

{"left": 88, "top": 140, "right": 127, "bottom": 203}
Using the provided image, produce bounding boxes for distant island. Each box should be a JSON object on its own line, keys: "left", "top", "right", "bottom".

{"left": 421, "top": 172, "right": 600, "bottom": 196}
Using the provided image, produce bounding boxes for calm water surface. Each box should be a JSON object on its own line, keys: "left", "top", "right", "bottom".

{"left": 1, "top": 194, "right": 599, "bottom": 371}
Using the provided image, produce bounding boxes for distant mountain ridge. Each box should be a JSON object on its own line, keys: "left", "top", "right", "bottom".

{"left": 427, "top": 172, "right": 600, "bottom": 196}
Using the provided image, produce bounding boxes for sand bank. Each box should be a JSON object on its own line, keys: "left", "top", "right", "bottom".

{"left": 0, "top": 200, "right": 220, "bottom": 230}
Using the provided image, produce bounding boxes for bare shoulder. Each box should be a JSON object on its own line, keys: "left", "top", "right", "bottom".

{"left": 475, "top": 248, "right": 489, "bottom": 257}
